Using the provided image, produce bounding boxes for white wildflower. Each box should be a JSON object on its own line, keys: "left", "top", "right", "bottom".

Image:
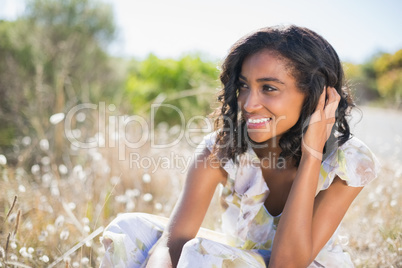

{"left": 21, "top": 136, "right": 31, "bottom": 146}
{"left": 83, "top": 225, "right": 91, "bottom": 233}
{"left": 24, "top": 221, "right": 33, "bottom": 230}
{"left": 76, "top": 112, "right": 86, "bottom": 122}
{"left": 31, "top": 164, "right": 40, "bottom": 175}
{"left": 39, "top": 139, "right": 49, "bottom": 151}
{"left": 19, "top": 247, "right": 27, "bottom": 256}
{"left": 18, "top": 185, "right": 26, "bottom": 193}
{"left": 103, "top": 165, "right": 110, "bottom": 174}
{"left": 126, "top": 189, "right": 140, "bottom": 198}
{"left": 50, "top": 180, "right": 60, "bottom": 196}
{"left": 60, "top": 229, "right": 69, "bottom": 240}
{"left": 68, "top": 202, "right": 76, "bottom": 210}
{"left": 58, "top": 164, "right": 68, "bottom": 175}
{"left": 154, "top": 203, "right": 163, "bottom": 211}
{"left": 115, "top": 195, "right": 127, "bottom": 203}
{"left": 126, "top": 201, "right": 135, "bottom": 211}
{"left": 143, "top": 193, "right": 153, "bottom": 202}
{"left": 0, "top": 154, "right": 6, "bottom": 165}
{"left": 41, "top": 173, "right": 52, "bottom": 186}
{"left": 40, "top": 255, "right": 49, "bottom": 263}
{"left": 110, "top": 176, "right": 121, "bottom": 185}
{"left": 72, "top": 165, "right": 85, "bottom": 181}
{"left": 0, "top": 246, "right": 5, "bottom": 259}
{"left": 46, "top": 224, "right": 56, "bottom": 234}
{"left": 49, "top": 113, "right": 65, "bottom": 125}
{"left": 91, "top": 151, "right": 102, "bottom": 161}
{"left": 19, "top": 247, "right": 32, "bottom": 258}
{"left": 82, "top": 217, "right": 90, "bottom": 224}
{"left": 41, "top": 156, "right": 50, "bottom": 165}
{"left": 55, "top": 215, "right": 65, "bottom": 228}
{"left": 142, "top": 173, "right": 151, "bottom": 183}
{"left": 81, "top": 257, "right": 89, "bottom": 265}
{"left": 38, "top": 230, "right": 48, "bottom": 241}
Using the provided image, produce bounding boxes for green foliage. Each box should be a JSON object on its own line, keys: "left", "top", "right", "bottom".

{"left": 25, "top": 0, "right": 115, "bottom": 44}
{"left": 376, "top": 68, "right": 402, "bottom": 99}
{"left": 344, "top": 49, "right": 402, "bottom": 107}
{"left": 124, "top": 54, "right": 220, "bottom": 125}
{"left": 373, "top": 50, "right": 402, "bottom": 75}
{"left": 0, "top": 0, "right": 125, "bottom": 165}
{"left": 343, "top": 62, "right": 364, "bottom": 80}
{"left": 372, "top": 50, "right": 402, "bottom": 103}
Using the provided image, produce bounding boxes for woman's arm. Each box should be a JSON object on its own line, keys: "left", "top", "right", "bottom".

{"left": 269, "top": 87, "right": 362, "bottom": 268}
{"left": 146, "top": 145, "right": 227, "bottom": 268}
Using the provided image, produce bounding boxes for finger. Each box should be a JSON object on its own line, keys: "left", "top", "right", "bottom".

{"left": 325, "top": 87, "right": 340, "bottom": 119}
{"left": 316, "top": 87, "right": 326, "bottom": 111}
{"left": 325, "top": 87, "right": 336, "bottom": 104}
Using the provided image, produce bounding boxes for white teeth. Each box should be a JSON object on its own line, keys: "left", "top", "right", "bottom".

{"left": 248, "top": 118, "right": 271, "bottom": 124}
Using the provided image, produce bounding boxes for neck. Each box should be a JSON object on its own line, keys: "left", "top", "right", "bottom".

{"left": 251, "top": 137, "right": 282, "bottom": 159}
{"left": 250, "top": 137, "right": 295, "bottom": 170}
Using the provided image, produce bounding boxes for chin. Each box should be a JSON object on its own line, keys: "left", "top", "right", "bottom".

{"left": 247, "top": 133, "right": 272, "bottom": 144}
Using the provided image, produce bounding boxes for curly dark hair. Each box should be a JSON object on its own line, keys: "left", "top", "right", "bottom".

{"left": 212, "top": 25, "right": 354, "bottom": 166}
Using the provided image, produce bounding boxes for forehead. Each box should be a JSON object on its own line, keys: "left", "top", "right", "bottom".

{"left": 241, "top": 49, "right": 294, "bottom": 80}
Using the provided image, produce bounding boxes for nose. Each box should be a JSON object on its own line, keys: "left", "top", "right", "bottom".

{"left": 242, "top": 90, "right": 263, "bottom": 113}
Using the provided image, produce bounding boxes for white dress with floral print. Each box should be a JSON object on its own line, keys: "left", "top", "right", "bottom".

{"left": 101, "top": 132, "right": 380, "bottom": 268}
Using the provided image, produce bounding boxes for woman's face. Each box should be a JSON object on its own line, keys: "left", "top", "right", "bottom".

{"left": 238, "top": 49, "right": 305, "bottom": 144}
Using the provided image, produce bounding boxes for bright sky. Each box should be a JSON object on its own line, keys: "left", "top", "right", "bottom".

{"left": 2, "top": 0, "right": 402, "bottom": 63}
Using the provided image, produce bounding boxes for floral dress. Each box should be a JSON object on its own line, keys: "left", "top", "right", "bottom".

{"left": 100, "top": 132, "right": 380, "bottom": 268}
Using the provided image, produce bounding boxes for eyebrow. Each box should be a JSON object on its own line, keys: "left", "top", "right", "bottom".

{"left": 239, "top": 74, "right": 285, "bottom": 85}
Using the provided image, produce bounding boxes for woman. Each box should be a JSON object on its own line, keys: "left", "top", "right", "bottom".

{"left": 101, "top": 25, "right": 380, "bottom": 267}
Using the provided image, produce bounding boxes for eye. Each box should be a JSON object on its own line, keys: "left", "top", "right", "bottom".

{"left": 238, "top": 81, "right": 249, "bottom": 90}
{"left": 262, "top": 85, "right": 277, "bottom": 92}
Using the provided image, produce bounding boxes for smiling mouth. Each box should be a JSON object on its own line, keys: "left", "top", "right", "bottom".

{"left": 246, "top": 117, "right": 272, "bottom": 129}
{"left": 247, "top": 118, "right": 272, "bottom": 124}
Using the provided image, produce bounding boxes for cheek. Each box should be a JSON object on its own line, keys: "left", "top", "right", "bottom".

{"left": 291, "top": 94, "right": 306, "bottom": 117}
{"left": 289, "top": 104, "right": 303, "bottom": 122}
{"left": 278, "top": 98, "right": 304, "bottom": 125}
{"left": 237, "top": 91, "right": 247, "bottom": 106}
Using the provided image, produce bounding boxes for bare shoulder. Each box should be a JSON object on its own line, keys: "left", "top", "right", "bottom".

{"left": 190, "top": 142, "right": 228, "bottom": 185}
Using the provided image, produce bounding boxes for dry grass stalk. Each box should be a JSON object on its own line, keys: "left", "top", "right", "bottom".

{"left": 61, "top": 200, "right": 84, "bottom": 234}
{"left": 48, "top": 226, "right": 104, "bottom": 268}
{"left": 4, "top": 232, "right": 10, "bottom": 265}
{"left": 5, "top": 196, "right": 17, "bottom": 222}
{"left": 13, "top": 210, "right": 21, "bottom": 237}
{"left": 4, "top": 261, "right": 32, "bottom": 268}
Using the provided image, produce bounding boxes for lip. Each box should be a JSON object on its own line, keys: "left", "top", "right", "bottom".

{"left": 244, "top": 115, "right": 272, "bottom": 129}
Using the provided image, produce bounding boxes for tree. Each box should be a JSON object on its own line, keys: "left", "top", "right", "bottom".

{"left": 124, "top": 53, "right": 220, "bottom": 125}
{"left": 0, "top": 0, "right": 124, "bottom": 166}
{"left": 373, "top": 50, "right": 402, "bottom": 106}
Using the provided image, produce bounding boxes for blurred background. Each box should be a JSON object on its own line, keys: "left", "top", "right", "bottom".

{"left": 0, "top": 0, "right": 401, "bottom": 267}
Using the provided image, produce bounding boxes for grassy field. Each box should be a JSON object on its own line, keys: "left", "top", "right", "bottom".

{"left": 0, "top": 112, "right": 401, "bottom": 268}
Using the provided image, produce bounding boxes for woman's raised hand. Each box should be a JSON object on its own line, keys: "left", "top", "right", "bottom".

{"left": 302, "top": 87, "right": 341, "bottom": 160}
